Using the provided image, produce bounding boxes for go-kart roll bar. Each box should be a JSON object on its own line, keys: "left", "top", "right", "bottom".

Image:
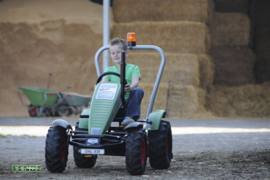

{"left": 94, "top": 45, "right": 166, "bottom": 119}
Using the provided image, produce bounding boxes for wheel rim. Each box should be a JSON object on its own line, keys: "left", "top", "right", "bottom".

{"left": 141, "top": 138, "right": 146, "bottom": 164}
{"left": 30, "top": 107, "right": 36, "bottom": 115}
{"left": 60, "top": 137, "right": 66, "bottom": 162}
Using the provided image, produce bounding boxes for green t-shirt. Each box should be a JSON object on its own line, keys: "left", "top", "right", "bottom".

{"left": 103, "top": 63, "right": 141, "bottom": 99}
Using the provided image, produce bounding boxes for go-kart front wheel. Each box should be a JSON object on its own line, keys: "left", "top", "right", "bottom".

{"left": 73, "top": 146, "right": 97, "bottom": 168}
{"left": 73, "top": 122, "right": 97, "bottom": 168}
{"left": 125, "top": 129, "right": 147, "bottom": 175}
{"left": 45, "top": 126, "right": 69, "bottom": 172}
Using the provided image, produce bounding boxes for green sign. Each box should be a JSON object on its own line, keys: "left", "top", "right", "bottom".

{"left": 12, "top": 165, "right": 42, "bottom": 172}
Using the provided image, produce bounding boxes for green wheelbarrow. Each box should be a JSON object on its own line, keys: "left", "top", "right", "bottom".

{"left": 18, "top": 86, "right": 91, "bottom": 117}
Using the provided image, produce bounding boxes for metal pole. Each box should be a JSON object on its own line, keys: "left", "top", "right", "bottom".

{"left": 47, "top": 73, "right": 52, "bottom": 89}
{"left": 103, "top": 0, "right": 110, "bottom": 72}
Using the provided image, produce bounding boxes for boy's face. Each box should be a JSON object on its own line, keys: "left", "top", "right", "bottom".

{"left": 110, "top": 44, "right": 128, "bottom": 64}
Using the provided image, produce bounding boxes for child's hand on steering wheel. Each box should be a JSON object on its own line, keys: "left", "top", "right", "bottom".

{"left": 124, "top": 84, "right": 132, "bottom": 92}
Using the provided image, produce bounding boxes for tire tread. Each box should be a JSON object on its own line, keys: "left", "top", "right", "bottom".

{"left": 149, "top": 121, "right": 172, "bottom": 169}
{"left": 45, "top": 126, "right": 68, "bottom": 172}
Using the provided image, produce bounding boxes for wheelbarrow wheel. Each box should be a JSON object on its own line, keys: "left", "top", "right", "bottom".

{"left": 56, "top": 104, "right": 71, "bottom": 117}
{"left": 28, "top": 104, "right": 37, "bottom": 117}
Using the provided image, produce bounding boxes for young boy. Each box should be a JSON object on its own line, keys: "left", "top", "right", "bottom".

{"left": 102, "top": 38, "right": 144, "bottom": 125}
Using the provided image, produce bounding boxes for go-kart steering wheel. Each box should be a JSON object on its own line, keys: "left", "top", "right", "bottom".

{"left": 96, "top": 72, "right": 127, "bottom": 85}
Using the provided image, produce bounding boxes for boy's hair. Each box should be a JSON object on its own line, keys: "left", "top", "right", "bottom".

{"left": 110, "top": 38, "right": 127, "bottom": 51}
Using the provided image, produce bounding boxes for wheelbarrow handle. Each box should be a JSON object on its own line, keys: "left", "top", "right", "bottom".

{"left": 42, "top": 92, "right": 62, "bottom": 107}
{"left": 40, "top": 92, "right": 62, "bottom": 117}
{"left": 17, "top": 87, "right": 29, "bottom": 109}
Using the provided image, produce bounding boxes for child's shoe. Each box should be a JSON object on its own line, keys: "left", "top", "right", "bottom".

{"left": 121, "top": 117, "right": 134, "bottom": 125}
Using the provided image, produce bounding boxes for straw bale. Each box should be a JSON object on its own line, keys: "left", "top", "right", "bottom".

{"left": 206, "top": 86, "right": 237, "bottom": 117}
{"left": 197, "top": 54, "right": 215, "bottom": 89}
{"left": 254, "top": 27, "right": 270, "bottom": 59}
{"left": 113, "top": 0, "right": 214, "bottom": 23}
{"left": 182, "top": 85, "right": 200, "bottom": 113}
{"left": 209, "top": 13, "right": 250, "bottom": 46}
{"left": 250, "top": 0, "right": 270, "bottom": 28}
{"left": 183, "top": 86, "right": 207, "bottom": 115}
{"left": 167, "top": 85, "right": 212, "bottom": 119}
{"left": 213, "top": 0, "right": 249, "bottom": 14}
{"left": 112, "top": 21, "right": 209, "bottom": 54}
{"left": 255, "top": 59, "right": 270, "bottom": 83}
{"left": 139, "top": 83, "right": 213, "bottom": 119}
{"left": 210, "top": 47, "right": 256, "bottom": 86}
{"left": 206, "top": 83, "right": 270, "bottom": 117}
{"left": 127, "top": 52, "right": 200, "bottom": 86}
{"left": 165, "top": 54, "right": 200, "bottom": 87}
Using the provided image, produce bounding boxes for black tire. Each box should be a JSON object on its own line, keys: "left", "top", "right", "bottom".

{"left": 45, "top": 126, "right": 69, "bottom": 172}
{"left": 148, "top": 121, "right": 173, "bottom": 169}
{"left": 73, "top": 147, "right": 97, "bottom": 168}
{"left": 40, "top": 107, "right": 51, "bottom": 117}
{"left": 125, "top": 129, "right": 147, "bottom": 175}
{"left": 73, "top": 122, "right": 97, "bottom": 168}
{"left": 56, "top": 104, "right": 71, "bottom": 117}
{"left": 28, "top": 104, "right": 37, "bottom": 117}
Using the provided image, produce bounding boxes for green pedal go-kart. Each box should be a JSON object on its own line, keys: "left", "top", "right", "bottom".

{"left": 45, "top": 34, "right": 173, "bottom": 175}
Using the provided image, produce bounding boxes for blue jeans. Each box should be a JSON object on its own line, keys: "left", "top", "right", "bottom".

{"left": 116, "top": 87, "right": 144, "bottom": 120}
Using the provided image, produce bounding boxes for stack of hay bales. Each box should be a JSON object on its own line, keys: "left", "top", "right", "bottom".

{"left": 198, "top": 54, "right": 215, "bottom": 89}
{"left": 112, "top": 0, "right": 215, "bottom": 118}
{"left": 209, "top": 12, "right": 254, "bottom": 86}
{"left": 113, "top": 22, "right": 210, "bottom": 54}
{"left": 206, "top": 0, "right": 270, "bottom": 118}
{"left": 210, "top": 46, "right": 256, "bottom": 85}
{"left": 250, "top": 0, "right": 270, "bottom": 83}
{"left": 206, "top": 82, "right": 270, "bottom": 117}
{"left": 210, "top": 13, "right": 250, "bottom": 47}
{"left": 113, "top": 0, "right": 214, "bottom": 23}
{"left": 127, "top": 53, "right": 200, "bottom": 86}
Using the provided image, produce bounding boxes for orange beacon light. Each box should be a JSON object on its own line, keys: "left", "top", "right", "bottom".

{"left": 127, "top": 32, "right": 136, "bottom": 47}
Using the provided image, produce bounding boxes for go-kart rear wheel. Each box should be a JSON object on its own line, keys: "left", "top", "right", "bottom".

{"left": 148, "top": 121, "right": 173, "bottom": 169}
{"left": 28, "top": 104, "right": 37, "bottom": 117}
{"left": 125, "top": 129, "right": 147, "bottom": 175}
{"left": 45, "top": 126, "right": 69, "bottom": 172}
{"left": 73, "top": 122, "right": 97, "bottom": 168}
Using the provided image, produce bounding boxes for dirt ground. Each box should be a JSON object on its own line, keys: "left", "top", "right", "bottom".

{"left": 0, "top": 117, "right": 270, "bottom": 180}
